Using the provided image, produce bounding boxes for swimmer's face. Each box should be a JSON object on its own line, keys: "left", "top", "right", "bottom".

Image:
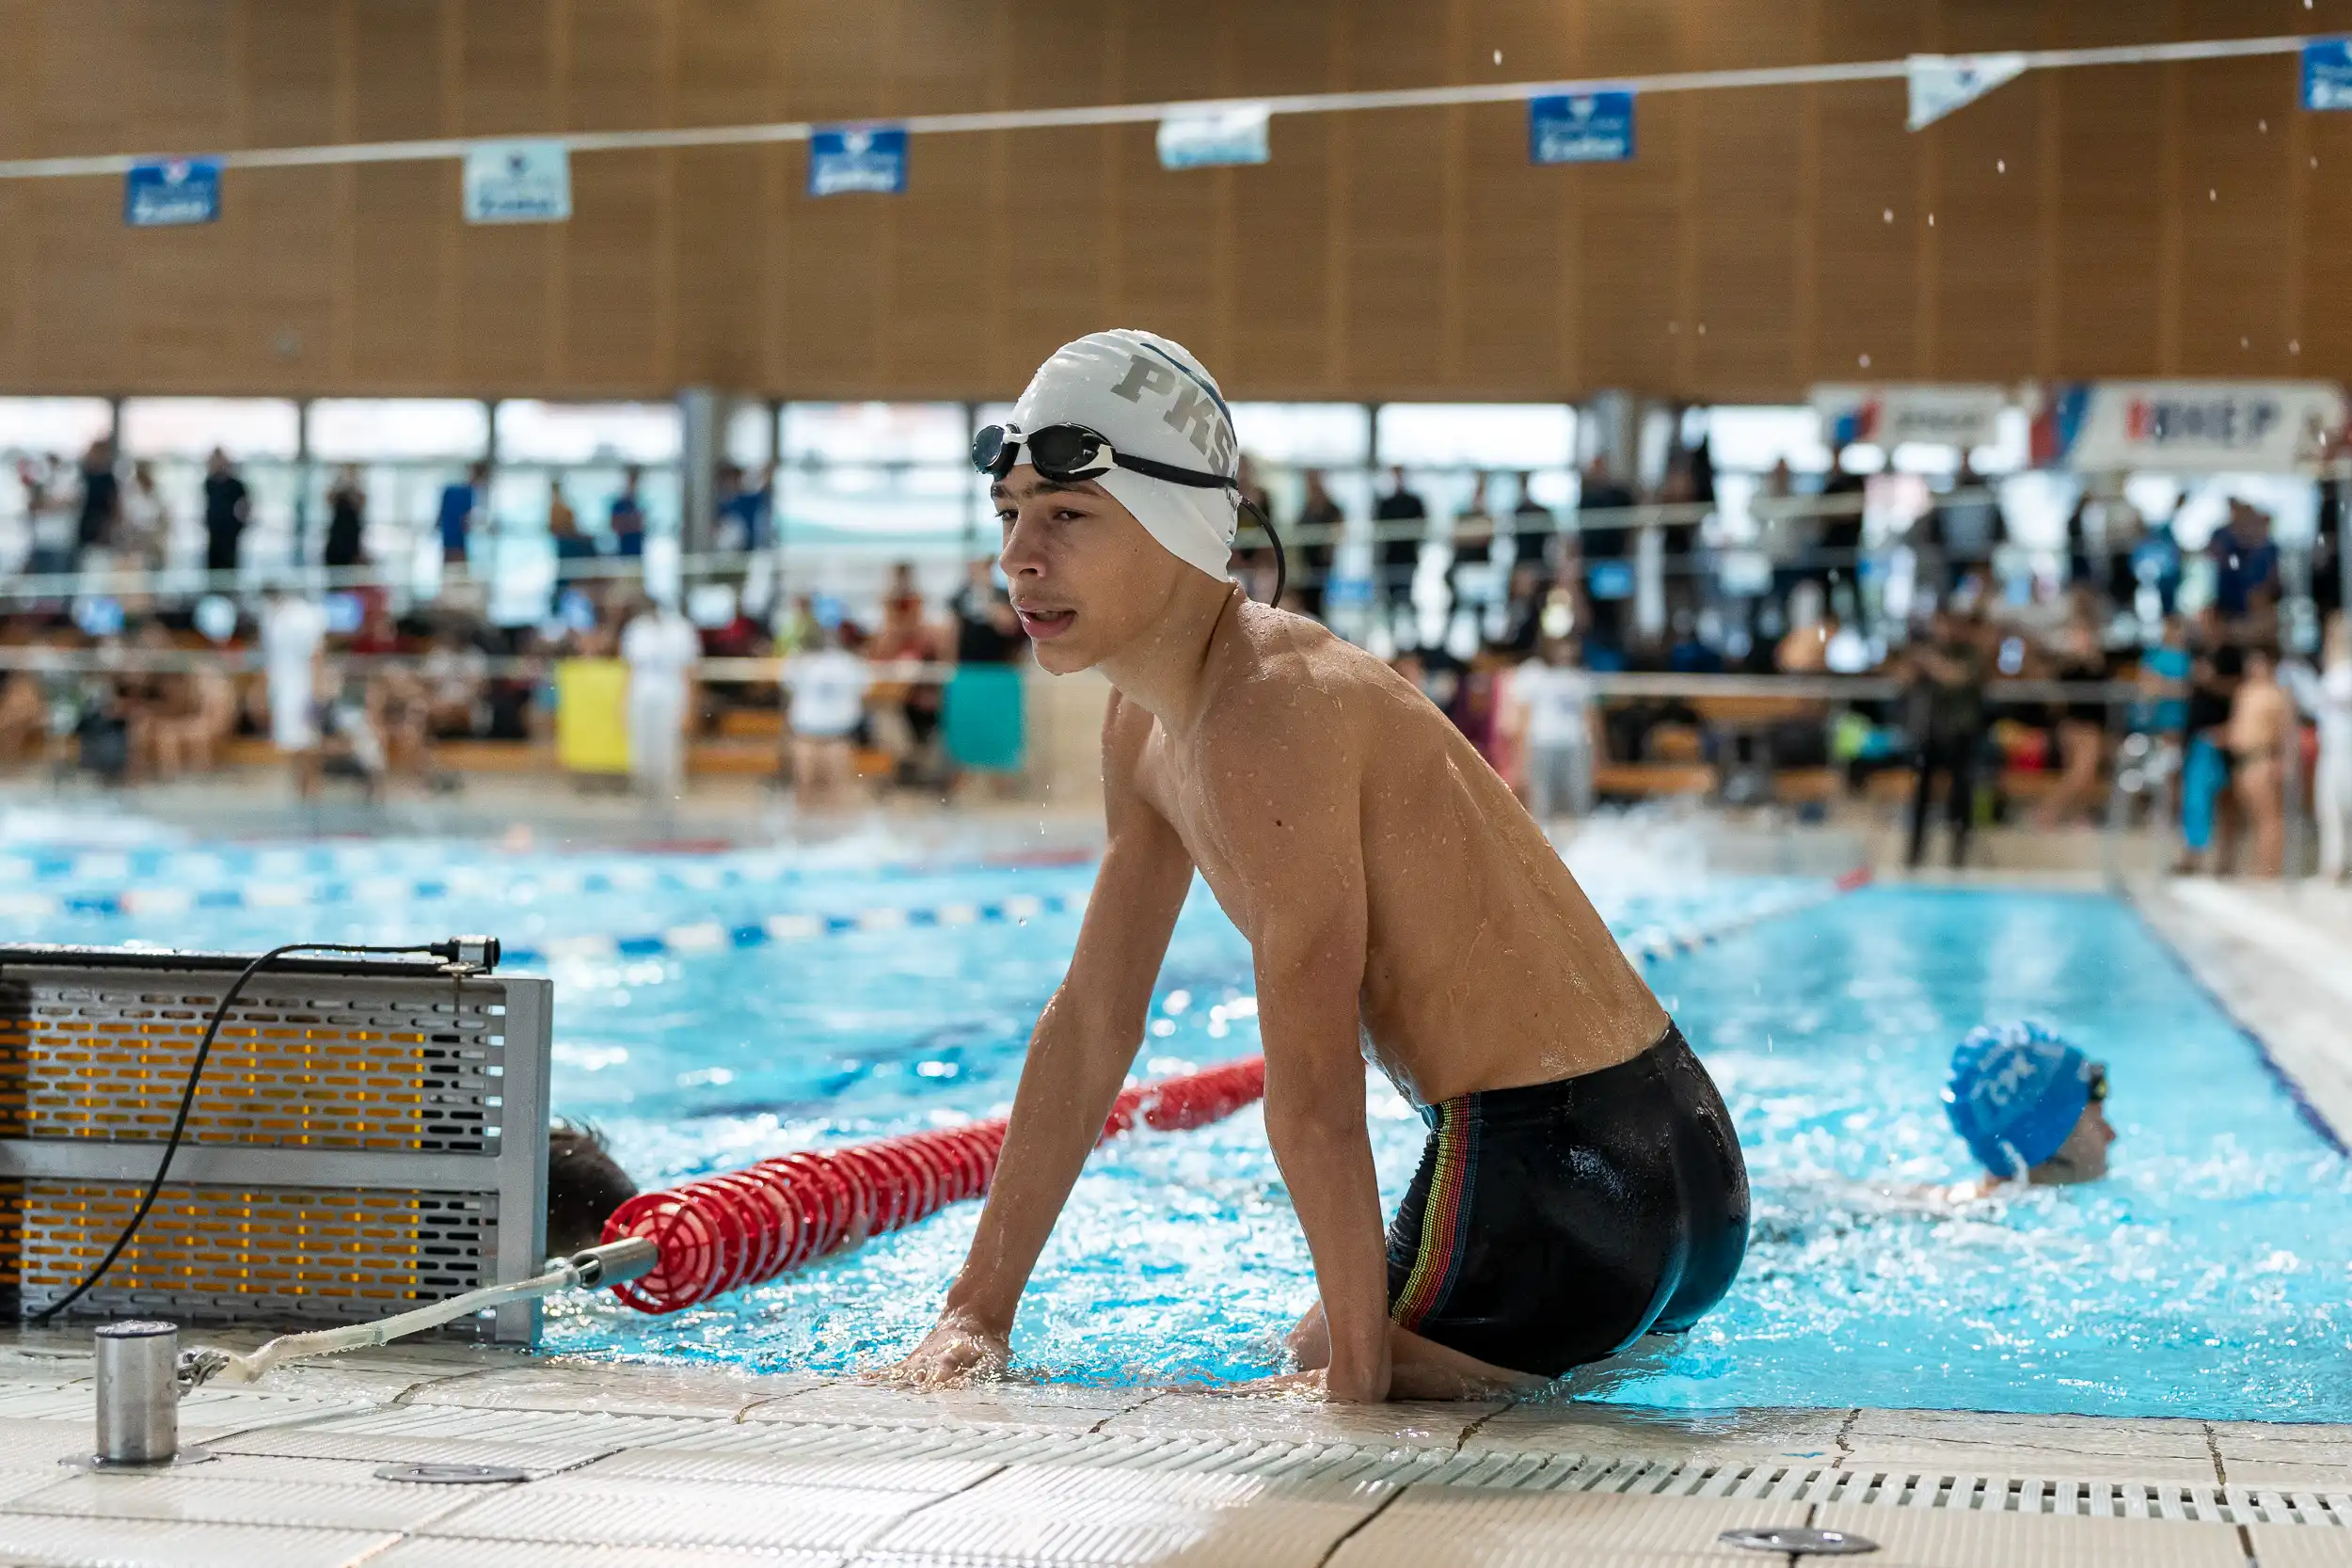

{"left": 2030, "top": 1101, "right": 2116, "bottom": 1185}
{"left": 994, "top": 466, "right": 1191, "bottom": 675}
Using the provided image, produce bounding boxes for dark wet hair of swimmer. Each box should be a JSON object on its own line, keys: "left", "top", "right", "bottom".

{"left": 547, "top": 1120, "right": 639, "bottom": 1256}
{"left": 1945, "top": 1022, "right": 2116, "bottom": 1185}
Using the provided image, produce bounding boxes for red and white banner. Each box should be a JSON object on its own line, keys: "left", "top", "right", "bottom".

{"left": 1812, "top": 384, "right": 2010, "bottom": 451}
{"left": 2032, "top": 381, "right": 2346, "bottom": 473}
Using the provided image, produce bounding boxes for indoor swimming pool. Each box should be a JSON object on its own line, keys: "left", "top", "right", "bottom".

{"left": 8, "top": 830, "right": 2345, "bottom": 1423}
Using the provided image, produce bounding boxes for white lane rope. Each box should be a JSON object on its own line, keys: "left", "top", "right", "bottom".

{"left": 0, "top": 34, "right": 2326, "bottom": 182}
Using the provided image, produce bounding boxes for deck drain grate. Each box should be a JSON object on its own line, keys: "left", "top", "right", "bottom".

{"left": 240, "top": 1404, "right": 2352, "bottom": 1527}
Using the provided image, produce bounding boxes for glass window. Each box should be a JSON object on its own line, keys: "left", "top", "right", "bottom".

{"left": 778, "top": 462, "right": 977, "bottom": 546}
{"left": 0, "top": 398, "right": 112, "bottom": 458}
{"left": 309, "top": 400, "right": 489, "bottom": 462}
{"left": 120, "top": 398, "right": 300, "bottom": 460}
{"left": 726, "top": 404, "right": 776, "bottom": 467}
{"left": 1375, "top": 404, "right": 1576, "bottom": 468}
{"left": 782, "top": 403, "right": 967, "bottom": 465}
{"left": 496, "top": 401, "right": 682, "bottom": 465}
{"left": 1707, "top": 406, "right": 1833, "bottom": 474}
{"left": 1232, "top": 404, "right": 1371, "bottom": 467}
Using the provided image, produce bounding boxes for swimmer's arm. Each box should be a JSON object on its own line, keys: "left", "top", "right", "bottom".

{"left": 1202, "top": 696, "right": 1388, "bottom": 1402}
{"left": 930, "top": 697, "right": 1193, "bottom": 1340}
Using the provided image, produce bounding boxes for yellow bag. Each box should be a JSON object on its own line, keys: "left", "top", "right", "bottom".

{"left": 555, "top": 657, "right": 630, "bottom": 774}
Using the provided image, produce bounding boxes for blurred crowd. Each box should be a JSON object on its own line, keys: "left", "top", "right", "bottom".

{"left": 5, "top": 428, "right": 2350, "bottom": 875}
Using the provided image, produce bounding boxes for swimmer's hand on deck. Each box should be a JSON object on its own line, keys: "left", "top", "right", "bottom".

{"left": 874, "top": 1308, "right": 1011, "bottom": 1387}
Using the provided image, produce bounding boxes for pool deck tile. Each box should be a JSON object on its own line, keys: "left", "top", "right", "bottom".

{"left": 2245, "top": 1525, "right": 2352, "bottom": 1568}
{"left": 373, "top": 1544, "right": 842, "bottom": 1568}
{"left": 418, "top": 1473, "right": 937, "bottom": 1552}
{"left": 1837, "top": 1408, "right": 2224, "bottom": 1484}
{"left": 406, "top": 1361, "right": 829, "bottom": 1419}
{"left": 1461, "top": 1402, "right": 1850, "bottom": 1462}
{"left": 1327, "top": 1489, "right": 1807, "bottom": 1567}
{"left": 0, "top": 1471, "right": 495, "bottom": 1532}
{"left": 1807, "top": 1501, "right": 2248, "bottom": 1567}
{"left": 575, "top": 1448, "right": 1005, "bottom": 1492}
{"left": 0, "top": 1514, "right": 400, "bottom": 1568}
{"left": 1095, "top": 1390, "right": 1504, "bottom": 1449}
{"left": 746, "top": 1380, "right": 1148, "bottom": 1431}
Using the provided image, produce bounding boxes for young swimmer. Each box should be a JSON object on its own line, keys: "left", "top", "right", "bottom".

{"left": 1939, "top": 1022, "right": 2115, "bottom": 1200}
{"left": 886, "top": 330, "right": 1747, "bottom": 1402}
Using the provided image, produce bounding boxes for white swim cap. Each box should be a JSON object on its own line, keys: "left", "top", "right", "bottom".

{"left": 1009, "top": 329, "right": 1239, "bottom": 582}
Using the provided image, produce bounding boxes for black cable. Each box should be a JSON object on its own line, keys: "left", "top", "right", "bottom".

{"left": 31, "top": 939, "right": 468, "bottom": 1324}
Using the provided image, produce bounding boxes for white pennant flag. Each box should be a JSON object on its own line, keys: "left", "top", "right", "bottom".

{"left": 1906, "top": 53, "right": 2026, "bottom": 132}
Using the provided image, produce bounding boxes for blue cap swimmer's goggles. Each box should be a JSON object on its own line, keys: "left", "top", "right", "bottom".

{"left": 973, "top": 422, "right": 1285, "bottom": 603}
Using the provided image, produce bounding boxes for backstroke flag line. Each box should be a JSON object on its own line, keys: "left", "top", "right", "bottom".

{"left": 1906, "top": 53, "right": 2027, "bottom": 131}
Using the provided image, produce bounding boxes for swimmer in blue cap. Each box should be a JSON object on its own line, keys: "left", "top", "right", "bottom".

{"left": 1945, "top": 1022, "right": 2115, "bottom": 1191}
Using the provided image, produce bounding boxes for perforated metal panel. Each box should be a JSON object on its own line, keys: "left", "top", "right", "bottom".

{"left": 0, "top": 944, "right": 549, "bottom": 1341}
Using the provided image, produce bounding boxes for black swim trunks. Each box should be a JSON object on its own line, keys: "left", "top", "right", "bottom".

{"left": 1385, "top": 1022, "right": 1749, "bottom": 1379}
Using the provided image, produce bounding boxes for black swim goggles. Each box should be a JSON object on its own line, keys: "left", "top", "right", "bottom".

{"left": 973, "top": 422, "right": 1287, "bottom": 603}
{"left": 972, "top": 422, "right": 1232, "bottom": 492}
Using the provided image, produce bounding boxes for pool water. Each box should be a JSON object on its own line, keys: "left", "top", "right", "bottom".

{"left": 9, "top": 830, "right": 2347, "bottom": 1421}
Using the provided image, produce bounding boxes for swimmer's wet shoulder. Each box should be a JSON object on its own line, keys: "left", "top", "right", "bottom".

{"left": 1120, "top": 598, "right": 1663, "bottom": 1108}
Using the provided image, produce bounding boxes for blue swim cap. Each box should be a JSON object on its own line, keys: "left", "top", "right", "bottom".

{"left": 1944, "top": 1021, "right": 2093, "bottom": 1177}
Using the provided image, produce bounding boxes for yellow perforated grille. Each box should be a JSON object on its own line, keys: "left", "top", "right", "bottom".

{"left": 14, "top": 1180, "right": 494, "bottom": 1322}
{"left": 0, "top": 979, "right": 503, "bottom": 1150}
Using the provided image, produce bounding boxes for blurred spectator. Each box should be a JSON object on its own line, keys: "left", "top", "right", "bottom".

{"left": 421, "top": 622, "right": 490, "bottom": 738}
{"left": 119, "top": 460, "right": 168, "bottom": 572}
{"left": 324, "top": 465, "right": 368, "bottom": 570}
{"left": 437, "top": 461, "right": 487, "bottom": 565}
{"left": 2227, "top": 643, "right": 2293, "bottom": 877}
{"left": 260, "top": 585, "right": 328, "bottom": 798}
{"left": 1510, "top": 635, "right": 1597, "bottom": 824}
{"left": 2127, "top": 505, "right": 2185, "bottom": 621}
{"left": 1510, "top": 472, "right": 1554, "bottom": 575}
{"left": 718, "top": 464, "right": 773, "bottom": 552}
{"left": 946, "top": 560, "right": 1026, "bottom": 782}
{"left": 611, "top": 466, "right": 647, "bottom": 559}
{"left": 1820, "top": 449, "right": 1867, "bottom": 581}
{"left": 1776, "top": 580, "right": 1832, "bottom": 673}
{"left": 1905, "top": 604, "right": 1989, "bottom": 870}
{"left": 2285, "top": 611, "right": 2352, "bottom": 880}
{"left": 621, "top": 595, "right": 699, "bottom": 800}
{"left": 1375, "top": 467, "right": 1428, "bottom": 594}
{"left": 2180, "top": 641, "right": 2242, "bottom": 872}
{"left": 75, "top": 437, "right": 119, "bottom": 563}
{"left": 200, "top": 450, "right": 249, "bottom": 578}
{"left": 1574, "top": 458, "right": 1635, "bottom": 647}
{"left": 873, "top": 562, "right": 945, "bottom": 787}
{"left": 1491, "top": 563, "right": 1548, "bottom": 658}
{"left": 1452, "top": 473, "right": 1495, "bottom": 568}
{"left": 2210, "top": 500, "right": 2280, "bottom": 626}
{"left": 1920, "top": 458, "right": 1998, "bottom": 598}
{"left": 1295, "top": 470, "right": 1343, "bottom": 620}
{"left": 2036, "top": 592, "right": 2114, "bottom": 829}
{"left": 22, "top": 456, "right": 75, "bottom": 578}
{"left": 784, "top": 619, "right": 872, "bottom": 811}
{"left": 549, "top": 481, "right": 597, "bottom": 565}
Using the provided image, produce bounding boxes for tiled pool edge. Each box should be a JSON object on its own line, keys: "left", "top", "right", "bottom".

{"left": 2132, "top": 879, "right": 2352, "bottom": 1152}
{"left": 0, "top": 1341, "right": 2346, "bottom": 1564}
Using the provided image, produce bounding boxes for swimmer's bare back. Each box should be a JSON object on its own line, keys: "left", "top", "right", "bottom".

{"left": 1117, "top": 594, "right": 1664, "bottom": 1106}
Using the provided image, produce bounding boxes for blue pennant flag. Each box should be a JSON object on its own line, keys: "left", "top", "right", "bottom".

{"left": 124, "top": 158, "right": 222, "bottom": 227}
{"left": 1529, "top": 92, "right": 1636, "bottom": 165}
{"left": 809, "top": 126, "right": 908, "bottom": 197}
{"left": 2304, "top": 40, "right": 2352, "bottom": 111}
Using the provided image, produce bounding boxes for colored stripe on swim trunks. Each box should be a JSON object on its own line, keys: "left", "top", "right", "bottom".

{"left": 1391, "top": 1099, "right": 1480, "bottom": 1331}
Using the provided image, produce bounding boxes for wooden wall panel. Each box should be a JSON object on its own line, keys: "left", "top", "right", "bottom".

{"left": 9, "top": 0, "right": 2352, "bottom": 402}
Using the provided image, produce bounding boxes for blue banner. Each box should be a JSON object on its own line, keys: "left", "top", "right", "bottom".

{"left": 1529, "top": 92, "right": 1636, "bottom": 165}
{"left": 2304, "top": 40, "right": 2352, "bottom": 110}
{"left": 124, "top": 158, "right": 221, "bottom": 227}
{"left": 808, "top": 126, "right": 908, "bottom": 197}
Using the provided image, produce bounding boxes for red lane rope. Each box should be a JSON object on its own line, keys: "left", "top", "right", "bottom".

{"left": 603, "top": 1054, "right": 1268, "bottom": 1314}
